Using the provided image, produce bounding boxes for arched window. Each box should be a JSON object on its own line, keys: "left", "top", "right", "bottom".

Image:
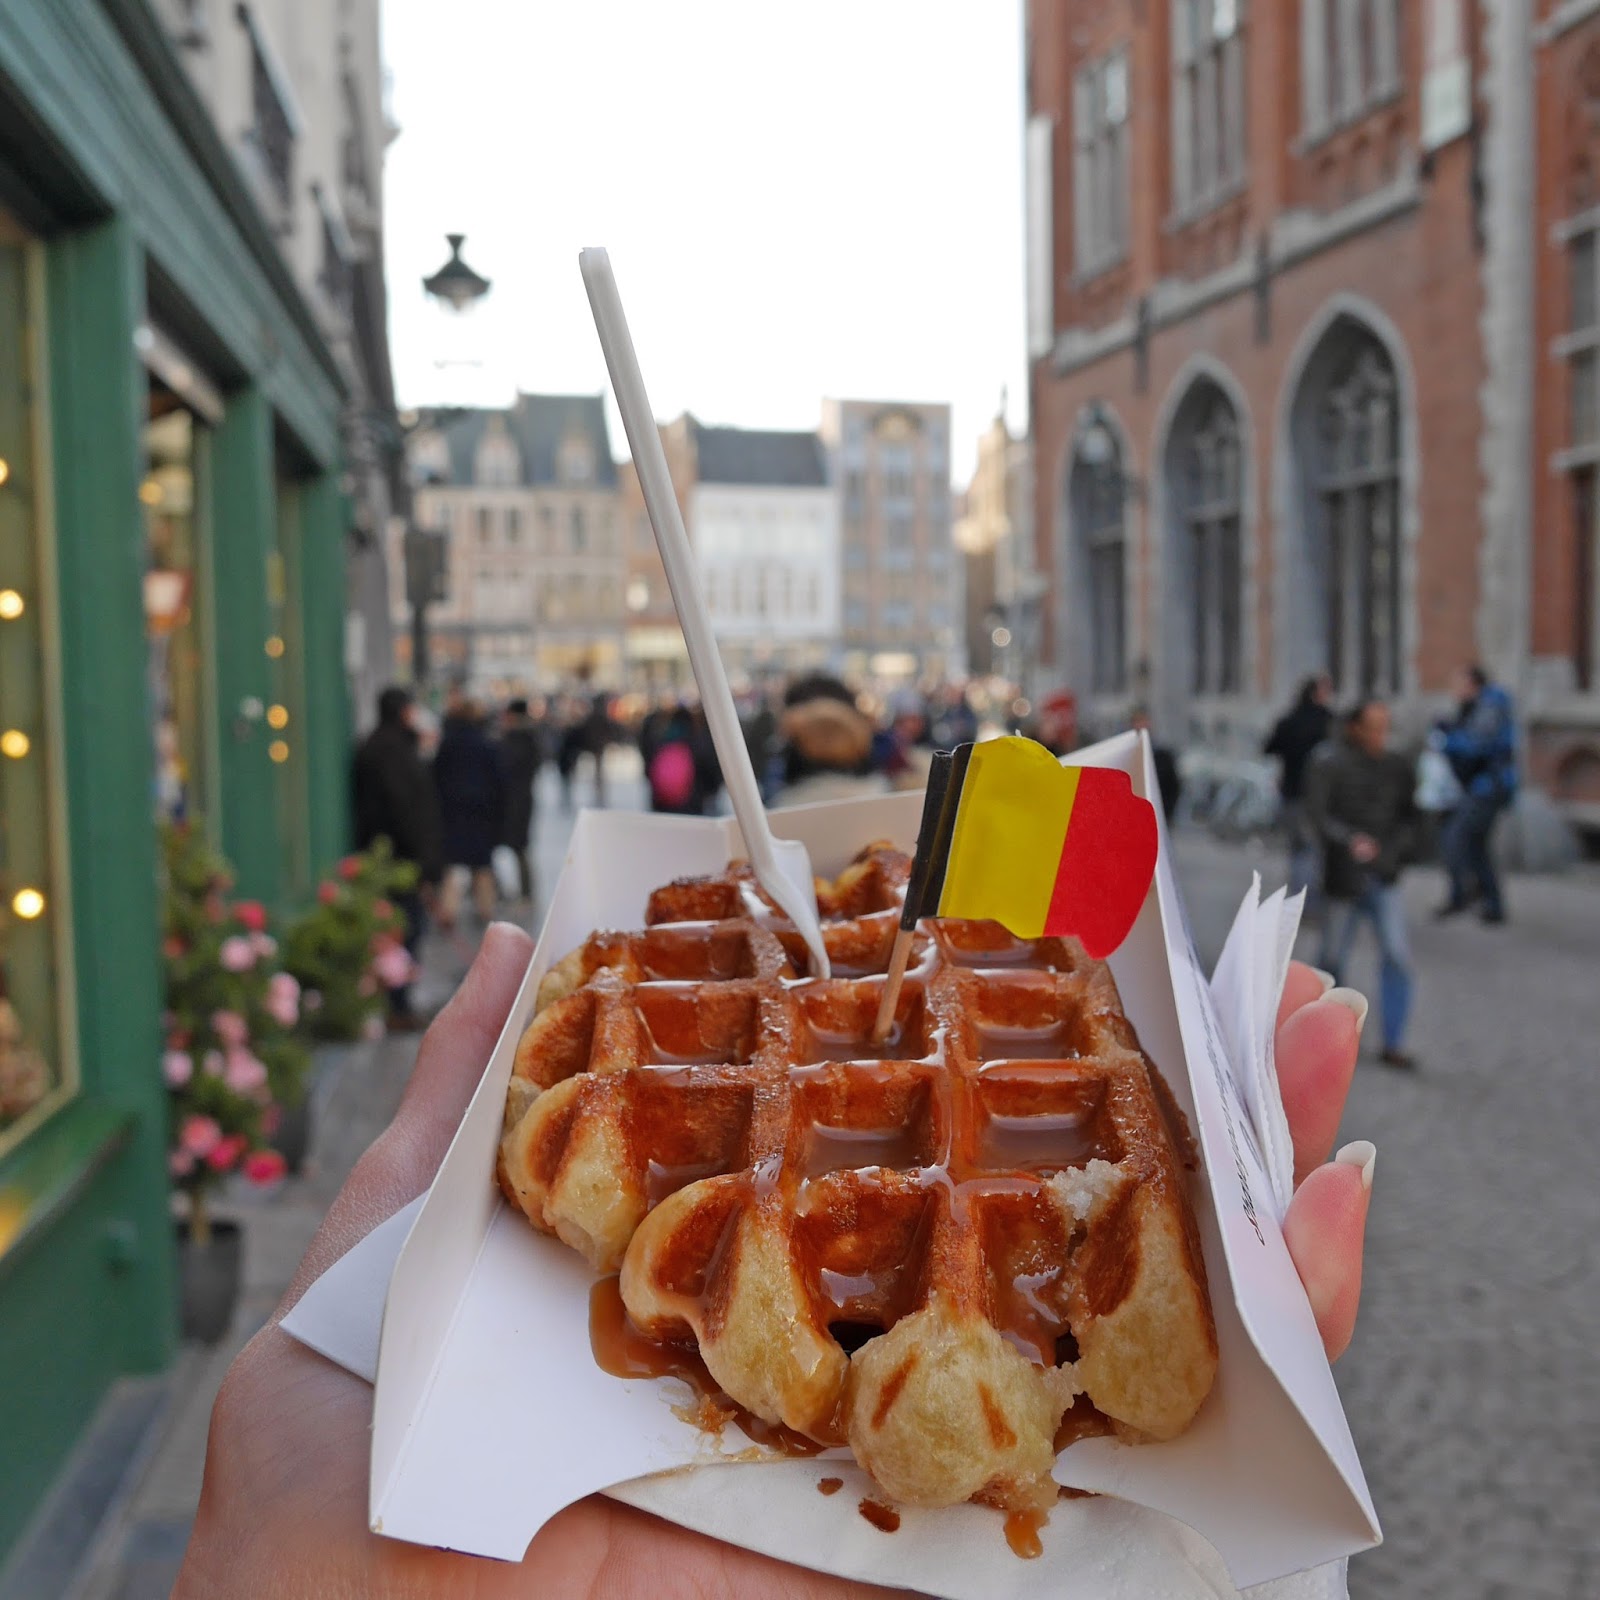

{"left": 1285, "top": 315, "right": 1405, "bottom": 697}
{"left": 1068, "top": 417, "right": 1127, "bottom": 694}
{"left": 1184, "top": 390, "right": 1241, "bottom": 697}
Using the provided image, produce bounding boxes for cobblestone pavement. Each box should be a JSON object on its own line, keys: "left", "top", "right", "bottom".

{"left": 1173, "top": 831, "right": 1600, "bottom": 1600}
{"left": 72, "top": 765, "right": 1598, "bottom": 1598}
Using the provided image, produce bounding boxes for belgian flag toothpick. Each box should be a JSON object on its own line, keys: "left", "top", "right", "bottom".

{"left": 872, "top": 737, "right": 1159, "bottom": 1040}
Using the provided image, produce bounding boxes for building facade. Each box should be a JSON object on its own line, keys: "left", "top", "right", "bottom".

{"left": 617, "top": 455, "right": 689, "bottom": 688}
{"left": 1026, "top": 0, "right": 1600, "bottom": 825}
{"left": 955, "top": 409, "right": 1037, "bottom": 680}
{"left": 0, "top": 0, "right": 366, "bottom": 1569}
{"left": 403, "top": 394, "right": 625, "bottom": 693}
{"left": 661, "top": 417, "right": 841, "bottom": 678}
{"left": 820, "top": 399, "right": 958, "bottom": 682}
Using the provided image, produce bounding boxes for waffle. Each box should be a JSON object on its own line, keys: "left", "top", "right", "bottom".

{"left": 499, "top": 845, "right": 1217, "bottom": 1513}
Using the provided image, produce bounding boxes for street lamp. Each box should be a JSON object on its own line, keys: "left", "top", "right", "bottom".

{"left": 403, "top": 235, "right": 492, "bottom": 691}
{"left": 422, "top": 233, "right": 491, "bottom": 312}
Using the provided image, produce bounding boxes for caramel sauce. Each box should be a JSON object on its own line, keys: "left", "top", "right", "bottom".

{"left": 1004, "top": 1507, "right": 1046, "bottom": 1559}
{"left": 976, "top": 1023, "right": 1079, "bottom": 1060}
{"left": 588, "top": 1278, "right": 827, "bottom": 1458}
{"left": 857, "top": 1497, "right": 901, "bottom": 1533}
{"left": 804, "top": 1122, "right": 925, "bottom": 1177}
{"left": 817, "top": 1476, "right": 843, "bottom": 1496}
{"left": 1053, "top": 1395, "right": 1115, "bottom": 1451}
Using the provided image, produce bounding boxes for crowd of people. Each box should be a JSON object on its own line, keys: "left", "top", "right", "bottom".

{"left": 1261, "top": 663, "right": 1519, "bottom": 1072}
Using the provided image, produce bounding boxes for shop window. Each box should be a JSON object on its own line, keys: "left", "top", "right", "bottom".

{"left": 0, "top": 220, "right": 76, "bottom": 1155}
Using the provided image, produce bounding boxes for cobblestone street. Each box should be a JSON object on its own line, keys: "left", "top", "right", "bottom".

{"left": 61, "top": 764, "right": 1599, "bottom": 1598}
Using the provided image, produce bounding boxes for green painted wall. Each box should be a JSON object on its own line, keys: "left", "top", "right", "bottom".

{"left": 300, "top": 474, "right": 353, "bottom": 879}
{"left": 0, "top": 215, "right": 178, "bottom": 1561}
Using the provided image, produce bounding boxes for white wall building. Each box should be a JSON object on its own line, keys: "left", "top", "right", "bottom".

{"left": 671, "top": 422, "right": 839, "bottom": 675}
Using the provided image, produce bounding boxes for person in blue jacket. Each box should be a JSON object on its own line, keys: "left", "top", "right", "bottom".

{"left": 1435, "top": 664, "right": 1517, "bottom": 925}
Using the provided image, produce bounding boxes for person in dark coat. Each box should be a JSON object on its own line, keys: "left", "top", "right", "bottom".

{"left": 352, "top": 686, "right": 441, "bottom": 1027}
{"left": 1129, "top": 707, "right": 1182, "bottom": 825}
{"left": 497, "top": 698, "right": 543, "bottom": 905}
{"left": 433, "top": 696, "right": 505, "bottom": 928}
{"left": 1264, "top": 673, "right": 1335, "bottom": 897}
{"left": 1306, "top": 699, "right": 1420, "bottom": 1069}
{"left": 1434, "top": 663, "right": 1517, "bottom": 925}
{"left": 640, "top": 698, "right": 721, "bottom": 815}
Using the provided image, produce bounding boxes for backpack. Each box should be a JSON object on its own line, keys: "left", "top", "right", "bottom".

{"left": 648, "top": 740, "right": 696, "bottom": 810}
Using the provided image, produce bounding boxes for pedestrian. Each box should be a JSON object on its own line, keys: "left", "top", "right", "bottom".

{"left": 352, "top": 686, "right": 441, "bottom": 1030}
{"left": 1306, "top": 698, "right": 1421, "bottom": 1070}
{"left": 433, "top": 694, "right": 505, "bottom": 929}
{"left": 1264, "top": 674, "right": 1335, "bottom": 899}
{"left": 1129, "top": 707, "right": 1183, "bottom": 825}
{"left": 640, "top": 698, "right": 720, "bottom": 815}
{"left": 774, "top": 685, "right": 888, "bottom": 806}
{"left": 497, "top": 697, "right": 542, "bottom": 907}
{"left": 1434, "top": 663, "right": 1517, "bottom": 925}
{"left": 581, "top": 692, "right": 615, "bottom": 808}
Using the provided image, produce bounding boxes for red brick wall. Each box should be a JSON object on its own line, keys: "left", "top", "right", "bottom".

{"left": 1028, "top": 0, "right": 1486, "bottom": 710}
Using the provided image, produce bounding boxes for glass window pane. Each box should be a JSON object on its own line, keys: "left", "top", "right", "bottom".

{"left": 1572, "top": 350, "right": 1598, "bottom": 446}
{"left": 0, "top": 219, "right": 75, "bottom": 1152}
{"left": 1571, "top": 233, "right": 1597, "bottom": 334}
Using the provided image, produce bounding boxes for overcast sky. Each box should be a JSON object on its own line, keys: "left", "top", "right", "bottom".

{"left": 382, "top": 0, "right": 1027, "bottom": 485}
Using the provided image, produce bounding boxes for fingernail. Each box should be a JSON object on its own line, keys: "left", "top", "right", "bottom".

{"left": 1310, "top": 967, "right": 1337, "bottom": 995}
{"left": 1324, "top": 987, "right": 1369, "bottom": 1036}
{"left": 1335, "top": 1139, "right": 1377, "bottom": 1191}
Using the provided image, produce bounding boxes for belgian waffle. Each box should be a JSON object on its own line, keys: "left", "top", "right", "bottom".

{"left": 498, "top": 845, "right": 1217, "bottom": 1513}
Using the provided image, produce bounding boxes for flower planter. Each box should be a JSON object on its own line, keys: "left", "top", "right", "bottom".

{"left": 269, "top": 1092, "right": 312, "bottom": 1175}
{"left": 177, "top": 1218, "right": 243, "bottom": 1344}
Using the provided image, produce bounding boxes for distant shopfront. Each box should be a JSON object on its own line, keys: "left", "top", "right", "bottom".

{"left": 0, "top": 0, "right": 352, "bottom": 1567}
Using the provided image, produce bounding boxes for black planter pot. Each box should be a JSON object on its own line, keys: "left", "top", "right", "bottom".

{"left": 270, "top": 1091, "right": 312, "bottom": 1175}
{"left": 177, "top": 1219, "right": 243, "bottom": 1344}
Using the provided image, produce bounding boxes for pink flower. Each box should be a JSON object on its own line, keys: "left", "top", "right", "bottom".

{"left": 168, "top": 1148, "right": 195, "bottom": 1178}
{"left": 206, "top": 1134, "right": 248, "bottom": 1173}
{"left": 317, "top": 882, "right": 340, "bottom": 907}
{"left": 234, "top": 900, "right": 268, "bottom": 933}
{"left": 264, "top": 971, "right": 300, "bottom": 1027}
{"left": 162, "top": 935, "right": 186, "bottom": 960}
{"left": 180, "top": 1114, "right": 222, "bottom": 1157}
{"left": 201, "top": 1049, "right": 225, "bottom": 1077}
{"left": 303, "top": 989, "right": 323, "bottom": 1013}
{"left": 224, "top": 1050, "right": 268, "bottom": 1095}
{"left": 251, "top": 932, "right": 278, "bottom": 960}
{"left": 374, "top": 899, "right": 395, "bottom": 921}
{"left": 212, "top": 1010, "right": 248, "bottom": 1048}
{"left": 338, "top": 855, "right": 362, "bottom": 881}
{"left": 261, "top": 1104, "right": 282, "bottom": 1137}
{"left": 244, "top": 1149, "right": 288, "bottom": 1185}
{"left": 162, "top": 1049, "right": 194, "bottom": 1088}
{"left": 219, "top": 936, "right": 256, "bottom": 973}
{"left": 372, "top": 944, "right": 415, "bottom": 990}
{"left": 361, "top": 1015, "right": 386, "bottom": 1041}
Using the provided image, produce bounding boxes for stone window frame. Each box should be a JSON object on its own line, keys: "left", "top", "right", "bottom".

{"left": 1550, "top": 205, "right": 1600, "bottom": 691}
{"left": 1170, "top": 0, "right": 1248, "bottom": 223}
{"left": 1073, "top": 46, "right": 1133, "bottom": 282}
{"left": 1297, "top": 0, "right": 1402, "bottom": 147}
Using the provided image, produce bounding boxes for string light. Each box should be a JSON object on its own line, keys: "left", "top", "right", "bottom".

{"left": 0, "top": 590, "right": 23, "bottom": 620}
{"left": 0, "top": 730, "right": 29, "bottom": 759}
{"left": 268, "top": 740, "right": 289, "bottom": 764}
{"left": 11, "top": 888, "right": 45, "bottom": 920}
{"left": 266, "top": 704, "right": 289, "bottom": 729}
{"left": 138, "top": 479, "right": 163, "bottom": 507}
{"left": 264, "top": 635, "right": 285, "bottom": 659}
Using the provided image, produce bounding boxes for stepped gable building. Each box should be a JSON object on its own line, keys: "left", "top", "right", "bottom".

{"left": 660, "top": 415, "right": 841, "bottom": 677}
{"left": 1026, "top": 0, "right": 1600, "bottom": 828}
{"left": 821, "top": 399, "right": 957, "bottom": 682}
{"left": 405, "top": 393, "right": 625, "bottom": 691}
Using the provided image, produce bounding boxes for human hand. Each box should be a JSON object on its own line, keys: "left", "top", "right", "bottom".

{"left": 1349, "top": 833, "right": 1379, "bottom": 864}
{"left": 177, "top": 932, "right": 1371, "bottom": 1598}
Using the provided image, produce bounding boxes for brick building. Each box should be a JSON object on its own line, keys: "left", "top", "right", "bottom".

{"left": 1026, "top": 1, "right": 1600, "bottom": 827}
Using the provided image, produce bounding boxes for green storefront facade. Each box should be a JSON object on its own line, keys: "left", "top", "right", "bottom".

{"left": 0, "top": 0, "right": 353, "bottom": 1563}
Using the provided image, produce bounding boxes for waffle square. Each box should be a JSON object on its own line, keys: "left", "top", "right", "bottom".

{"left": 499, "top": 845, "right": 1217, "bottom": 1513}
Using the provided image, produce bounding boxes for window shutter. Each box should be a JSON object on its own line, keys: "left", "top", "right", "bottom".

{"left": 1221, "top": 31, "right": 1246, "bottom": 185}
{"left": 1335, "top": 0, "right": 1364, "bottom": 119}
{"left": 1371, "top": 0, "right": 1401, "bottom": 98}
{"left": 1172, "top": 0, "right": 1194, "bottom": 213}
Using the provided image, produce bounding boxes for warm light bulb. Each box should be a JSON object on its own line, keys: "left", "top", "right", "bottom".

{"left": 0, "top": 458, "right": 10, "bottom": 486}
{"left": 268, "top": 740, "right": 290, "bottom": 764}
{"left": 264, "top": 635, "right": 285, "bottom": 659}
{"left": 0, "top": 730, "right": 29, "bottom": 759}
{"left": 266, "top": 704, "right": 289, "bottom": 729}
{"left": 138, "top": 479, "right": 163, "bottom": 507}
{"left": 0, "top": 590, "right": 23, "bottom": 620}
{"left": 11, "top": 887, "right": 45, "bottom": 920}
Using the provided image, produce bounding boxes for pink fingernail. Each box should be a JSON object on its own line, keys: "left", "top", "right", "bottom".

{"left": 1324, "top": 987, "right": 1369, "bottom": 1037}
{"left": 1335, "top": 1140, "right": 1376, "bottom": 1191}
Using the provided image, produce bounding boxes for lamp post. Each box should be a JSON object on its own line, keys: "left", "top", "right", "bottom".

{"left": 405, "top": 234, "right": 493, "bottom": 692}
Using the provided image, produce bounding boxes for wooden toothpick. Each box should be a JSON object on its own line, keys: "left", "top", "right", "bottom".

{"left": 871, "top": 925, "right": 916, "bottom": 1044}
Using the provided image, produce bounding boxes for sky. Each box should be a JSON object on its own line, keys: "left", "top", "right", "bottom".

{"left": 381, "top": 0, "right": 1027, "bottom": 486}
